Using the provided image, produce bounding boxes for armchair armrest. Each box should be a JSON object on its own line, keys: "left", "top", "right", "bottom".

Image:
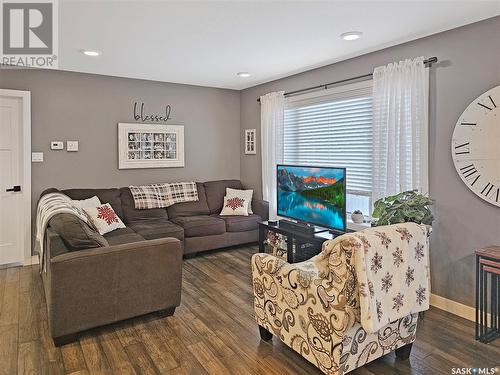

{"left": 251, "top": 252, "right": 357, "bottom": 374}
{"left": 251, "top": 199, "right": 269, "bottom": 220}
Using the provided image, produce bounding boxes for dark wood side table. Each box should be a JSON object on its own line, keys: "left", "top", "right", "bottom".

{"left": 475, "top": 246, "right": 500, "bottom": 343}
{"left": 258, "top": 221, "right": 352, "bottom": 264}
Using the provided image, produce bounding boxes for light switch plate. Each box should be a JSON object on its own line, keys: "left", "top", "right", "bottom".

{"left": 51, "top": 141, "right": 64, "bottom": 150}
{"left": 67, "top": 141, "right": 79, "bottom": 152}
{"left": 32, "top": 152, "right": 44, "bottom": 162}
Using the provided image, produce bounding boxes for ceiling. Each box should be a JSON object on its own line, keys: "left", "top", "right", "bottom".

{"left": 59, "top": 1, "right": 500, "bottom": 90}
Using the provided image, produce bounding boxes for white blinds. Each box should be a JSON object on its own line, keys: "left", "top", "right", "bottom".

{"left": 283, "top": 81, "right": 373, "bottom": 195}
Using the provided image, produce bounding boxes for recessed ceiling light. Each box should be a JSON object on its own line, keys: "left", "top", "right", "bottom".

{"left": 80, "top": 49, "right": 100, "bottom": 57}
{"left": 340, "top": 31, "right": 362, "bottom": 41}
{"left": 237, "top": 72, "right": 251, "bottom": 78}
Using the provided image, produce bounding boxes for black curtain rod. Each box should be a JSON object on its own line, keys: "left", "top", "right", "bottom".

{"left": 257, "top": 56, "right": 438, "bottom": 103}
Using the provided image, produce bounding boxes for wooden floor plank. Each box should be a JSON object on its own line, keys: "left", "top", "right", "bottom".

{"left": 0, "top": 268, "right": 7, "bottom": 318}
{"left": 134, "top": 317, "right": 179, "bottom": 372}
{"left": 187, "top": 341, "right": 232, "bottom": 375}
{"left": 124, "top": 343, "right": 160, "bottom": 375}
{"left": 79, "top": 333, "right": 112, "bottom": 375}
{"left": 60, "top": 341, "right": 87, "bottom": 374}
{"left": 0, "top": 246, "right": 498, "bottom": 375}
{"left": 19, "top": 265, "right": 34, "bottom": 294}
{"left": 18, "top": 291, "right": 39, "bottom": 343}
{"left": 98, "top": 329, "right": 136, "bottom": 374}
{"left": 18, "top": 341, "right": 41, "bottom": 375}
{"left": 0, "top": 323, "right": 19, "bottom": 375}
{"left": 0, "top": 267, "right": 20, "bottom": 326}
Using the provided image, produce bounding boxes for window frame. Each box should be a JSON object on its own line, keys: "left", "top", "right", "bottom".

{"left": 283, "top": 80, "right": 374, "bottom": 216}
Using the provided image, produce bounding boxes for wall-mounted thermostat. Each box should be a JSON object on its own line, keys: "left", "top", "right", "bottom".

{"left": 67, "top": 141, "right": 79, "bottom": 152}
{"left": 50, "top": 141, "right": 64, "bottom": 150}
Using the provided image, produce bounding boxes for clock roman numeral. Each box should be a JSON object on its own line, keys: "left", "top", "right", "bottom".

{"left": 480, "top": 183, "right": 497, "bottom": 199}
{"left": 459, "top": 164, "right": 480, "bottom": 186}
{"left": 479, "top": 183, "right": 499, "bottom": 203}
{"left": 477, "top": 95, "right": 496, "bottom": 111}
{"left": 478, "top": 103, "right": 492, "bottom": 111}
{"left": 454, "top": 142, "right": 470, "bottom": 155}
{"left": 488, "top": 95, "right": 496, "bottom": 108}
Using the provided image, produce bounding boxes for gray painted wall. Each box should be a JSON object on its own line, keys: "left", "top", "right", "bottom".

{"left": 0, "top": 70, "right": 241, "bottom": 220}
{"left": 240, "top": 17, "right": 500, "bottom": 307}
{"left": 1, "top": 17, "right": 498, "bottom": 307}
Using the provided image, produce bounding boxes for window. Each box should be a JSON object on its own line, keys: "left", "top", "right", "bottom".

{"left": 283, "top": 81, "right": 373, "bottom": 215}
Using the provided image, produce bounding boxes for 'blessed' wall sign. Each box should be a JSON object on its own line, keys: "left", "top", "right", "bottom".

{"left": 133, "top": 102, "right": 172, "bottom": 122}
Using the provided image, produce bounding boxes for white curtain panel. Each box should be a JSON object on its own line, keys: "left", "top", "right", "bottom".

{"left": 260, "top": 91, "right": 285, "bottom": 221}
{"left": 372, "top": 56, "right": 429, "bottom": 203}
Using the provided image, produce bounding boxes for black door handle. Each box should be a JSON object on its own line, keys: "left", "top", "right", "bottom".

{"left": 6, "top": 185, "right": 21, "bottom": 192}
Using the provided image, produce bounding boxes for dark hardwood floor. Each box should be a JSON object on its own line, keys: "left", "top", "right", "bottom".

{"left": 0, "top": 245, "right": 498, "bottom": 375}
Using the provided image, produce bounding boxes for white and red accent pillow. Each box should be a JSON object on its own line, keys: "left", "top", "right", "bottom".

{"left": 226, "top": 188, "right": 253, "bottom": 214}
{"left": 83, "top": 203, "right": 125, "bottom": 235}
{"left": 220, "top": 196, "right": 249, "bottom": 216}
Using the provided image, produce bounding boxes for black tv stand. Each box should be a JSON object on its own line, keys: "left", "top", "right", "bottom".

{"left": 258, "top": 220, "right": 348, "bottom": 263}
{"left": 329, "top": 228, "right": 348, "bottom": 236}
{"left": 278, "top": 219, "right": 329, "bottom": 235}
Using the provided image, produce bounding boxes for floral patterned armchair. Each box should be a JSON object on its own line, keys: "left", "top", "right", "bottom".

{"left": 251, "top": 223, "right": 430, "bottom": 375}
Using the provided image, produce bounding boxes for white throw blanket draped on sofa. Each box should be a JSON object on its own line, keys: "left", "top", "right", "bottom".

{"left": 318, "top": 222, "right": 431, "bottom": 333}
{"left": 35, "top": 192, "right": 89, "bottom": 272}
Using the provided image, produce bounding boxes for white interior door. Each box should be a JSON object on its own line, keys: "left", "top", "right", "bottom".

{"left": 0, "top": 90, "right": 31, "bottom": 266}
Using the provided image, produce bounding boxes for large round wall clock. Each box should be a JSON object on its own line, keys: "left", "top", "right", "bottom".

{"left": 451, "top": 85, "right": 499, "bottom": 207}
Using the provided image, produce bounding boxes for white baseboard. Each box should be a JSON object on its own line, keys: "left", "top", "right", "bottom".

{"left": 430, "top": 293, "right": 475, "bottom": 321}
{"left": 0, "top": 255, "right": 38, "bottom": 269}
{"left": 23, "top": 255, "right": 39, "bottom": 266}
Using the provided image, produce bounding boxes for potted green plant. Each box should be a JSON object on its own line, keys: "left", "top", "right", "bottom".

{"left": 371, "top": 190, "right": 434, "bottom": 226}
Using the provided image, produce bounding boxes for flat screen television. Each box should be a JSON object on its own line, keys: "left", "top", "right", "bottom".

{"left": 277, "top": 164, "right": 346, "bottom": 231}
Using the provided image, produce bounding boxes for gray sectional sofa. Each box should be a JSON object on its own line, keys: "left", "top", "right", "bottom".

{"left": 42, "top": 179, "right": 268, "bottom": 345}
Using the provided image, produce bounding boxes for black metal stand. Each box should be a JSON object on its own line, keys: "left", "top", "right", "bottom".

{"left": 475, "top": 247, "right": 500, "bottom": 343}
{"left": 258, "top": 220, "right": 345, "bottom": 264}
{"left": 278, "top": 219, "right": 328, "bottom": 234}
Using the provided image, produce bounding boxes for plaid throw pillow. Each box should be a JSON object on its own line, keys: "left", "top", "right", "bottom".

{"left": 129, "top": 182, "right": 198, "bottom": 209}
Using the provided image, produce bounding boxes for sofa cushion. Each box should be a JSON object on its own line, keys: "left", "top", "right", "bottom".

{"left": 48, "top": 213, "right": 109, "bottom": 250}
{"left": 217, "top": 214, "right": 262, "bottom": 232}
{"left": 120, "top": 187, "right": 168, "bottom": 223}
{"left": 167, "top": 182, "right": 210, "bottom": 218}
{"left": 171, "top": 215, "right": 226, "bottom": 237}
{"left": 128, "top": 220, "right": 184, "bottom": 241}
{"left": 203, "top": 180, "right": 243, "bottom": 214}
{"left": 62, "top": 188, "right": 124, "bottom": 220}
{"left": 103, "top": 227, "right": 145, "bottom": 246}
{"left": 47, "top": 229, "right": 71, "bottom": 258}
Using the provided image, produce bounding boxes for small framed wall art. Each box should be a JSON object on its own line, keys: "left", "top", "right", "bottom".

{"left": 245, "top": 129, "right": 256, "bottom": 155}
{"left": 118, "top": 123, "right": 184, "bottom": 169}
